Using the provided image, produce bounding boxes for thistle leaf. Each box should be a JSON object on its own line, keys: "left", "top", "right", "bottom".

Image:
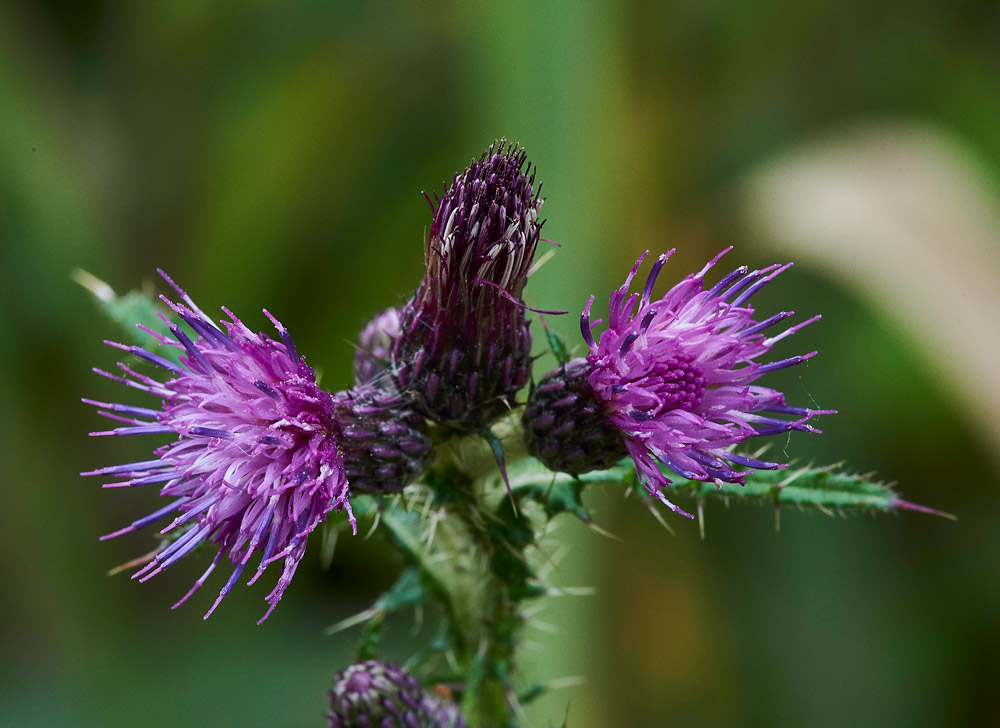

{"left": 491, "top": 455, "right": 949, "bottom": 519}
{"left": 673, "top": 465, "right": 952, "bottom": 517}
{"left": 374, "top": 567, "right": 425, "bottom": 612}
{"left": 543, "top": 324, "right": 571, "bottom": 365}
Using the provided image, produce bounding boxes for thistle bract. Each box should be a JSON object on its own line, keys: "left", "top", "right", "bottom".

{"left": 394, "top": 139, "right": 542, "bottom": 431}
{"left": 523, "top": 357, "right": 627, "bottom": 474}
{"left": 337, "top": 384, "right": 433, "bottom": 493}
{"left": 83, "top": 272, "right": 354, "bottom": 622}
{"left": 328, "top": 660, "right": 467, "bottom": 728}
{"left": 527, "top": 248, "right": 834, "bottom": 517}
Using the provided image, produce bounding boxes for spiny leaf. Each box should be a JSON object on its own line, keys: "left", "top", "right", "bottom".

{"left": 674, "top": 465, "right": 952, "bottom": 517}
{"left": 498, "top": 456, "right": 632, "bottom": 510}
{"left": 353, "top": 569, "right": 425, "bottom": 660}
{"left": 484, "top": 458, "right": 618, "bottom": 599}
{"left": 494, "top": 455, "right": 948, "bottom": 519}
{"left": 374, "top": 567, "right": 425, "bottom": 612}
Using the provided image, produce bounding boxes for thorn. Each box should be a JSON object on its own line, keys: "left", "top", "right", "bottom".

{"left": 320, "top": 527, "right": 339, "bottom": 572}
{"left": 894, "top": 499, "right": 957, "bottom": 520}
{"left": 323, "top": 607, "right": 380, "bottom": 636}
{"left": 106, "top": 546, "right": 161, "bottom": 576}
{"left": 483, "top": 428, "right": 517, "bottom": 517}
{"left": 815, "top": 503, "right": 835, "bottom": 517}
{"left": 527, "top": 248, "right": 557, "bottom": 277}
{"left": 644, "top": 498, "right": 676, "bottom": 536}
{"left": 73, "top": 269, "right": 116, "bottom": 302}
{"left": 582, "top": 519, "right": 622, "bottom": 542}
{"left": 364, "top": 508, "right": 382, "bottom": 540}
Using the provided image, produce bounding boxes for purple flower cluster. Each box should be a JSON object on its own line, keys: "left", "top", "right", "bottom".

{"left": 354, "top": 307, "right": 400, "bottom": 386}
{"left": 82, "top": 140, "right": 835, "bottom": 726}
{"left": 328, "top": 660, "right": 466, "bottom": 728}
{"left": 525, "top": 248, "right": 834, "bottom": 517}
{"left": 83, "top": 140, "right": 832, "bottom": 633}
{"left": 84, "top": 273, "right": 430, "bottom": 622}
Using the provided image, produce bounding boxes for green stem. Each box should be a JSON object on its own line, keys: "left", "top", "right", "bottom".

{"left": 449, "top": 475, "right": 523, "bottom": 728}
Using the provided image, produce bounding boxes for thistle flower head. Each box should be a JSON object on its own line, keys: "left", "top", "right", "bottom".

{"left": 354, "top": 307, "right": 401, "bottom": 386}
{"left": 394, "top": 139, "right": 543, "bottom": 431}
{"left": 527, "top": 249, "right": 834, "bottom": 517}
{"left": 328, "top": 660, "right": 467, "bottom": 728}
{"left": 582, "top": 248, "right": 834, "bottom": 515}
{"left": 83, "top": 272, "right": 354, "bottom": 623}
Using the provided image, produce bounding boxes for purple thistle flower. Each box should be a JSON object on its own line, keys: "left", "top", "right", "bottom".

{"left": 525, "top": 248, "right": 834, "bottom": 518}
{"left": 83, "top": 271, "right": 355, "bottom": 623}
{"left": 354, "top": 307, "right": 401, "bottom": 386}
{"left": 328, "top": 660, "right": 467, "bottom": 728}
{"left": 394, "top": 139, "right": 543, "bottom": 432}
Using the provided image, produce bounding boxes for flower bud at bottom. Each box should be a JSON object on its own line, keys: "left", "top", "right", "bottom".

{"left": 328, "top": 660, "right": 467, "bottom": 728}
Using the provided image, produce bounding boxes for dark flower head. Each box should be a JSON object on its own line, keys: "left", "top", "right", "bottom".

{"left": 526, "top": 249, "right": 834, "bottom": 517}
{"left": 337, "top": 384, "right": 433, "bottom": 494}
{"left": 523, "top": 357, "right": 627, "bottom": 474}
{"left": 328, "top": 660, "right": 467, "bottom": 728}
{"left": 354, "top": 307, "right": 401, "bottom": 386}
{"left": 83, "top": 272, "right": 355, "bottom": 623}
{"left": 393, "top": 139, "right": 543, "bottom": 431}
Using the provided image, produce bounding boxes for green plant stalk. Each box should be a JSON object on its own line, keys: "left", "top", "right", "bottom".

{"left": 442, "top": 467, "right": 524, "bottom": 728}
{"left": 417, "top": 428, "right": 538, "bottom": 728}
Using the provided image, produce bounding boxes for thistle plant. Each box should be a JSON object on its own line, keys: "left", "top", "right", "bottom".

{"left": 80, "top": 140, "right": 947, "bottom": 727}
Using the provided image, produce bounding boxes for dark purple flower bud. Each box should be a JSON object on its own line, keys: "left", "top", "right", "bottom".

{"left": 355, "top": 307, "right": 401, "bottom": 386}
{"left": 523, "top": 357, "right": 627, "bottom": 474}
{"left": 524, "top": 249, "right": 834, "bottom": 518}
{"left": 336, "top": 384, "right": 433, "bottom": 493}
{"left": 328, "top": 660, "right": 467, "bottom": 728}
{"left": 393, "top": 139, "right": 543, "bottom": 432}
{"left": 83, "top": 272, "right": 356, "bottom": 623}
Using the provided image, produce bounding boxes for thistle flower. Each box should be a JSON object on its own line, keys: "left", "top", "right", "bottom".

{"left": 354, "top": 307, "right": 401, "bottom": 386}
{"left": 83, "top": 272, "right": 355, "bottom": 623}
{"left": 524, "top": 248, "right": 834, "bottom": 517}
{"left": 394, "top": 139, "right": 543, "bottom": 431}
{"left": 328, "top": 660, "right": 467, "bottom": 728}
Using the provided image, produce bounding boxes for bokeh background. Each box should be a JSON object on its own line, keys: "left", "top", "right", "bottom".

{"left": 2, "top": 1, "right": 998, "bottom": 726}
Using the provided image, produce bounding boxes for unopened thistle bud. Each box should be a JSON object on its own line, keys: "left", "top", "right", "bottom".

{"left": 328, "top": 660, "right": 467, "bottom": 728}
{"left": 394, "top": 139, "right": 543, "bottom": 432}
{"left": 354, "top": 307, "right": 401, "bottom": 386}
{"left": 524, "top": 249, "right": 834, "bottom": 517}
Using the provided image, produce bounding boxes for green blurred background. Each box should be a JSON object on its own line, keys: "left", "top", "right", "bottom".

{"left": 2, "top": 1, "right": 998, "bottom": 726}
